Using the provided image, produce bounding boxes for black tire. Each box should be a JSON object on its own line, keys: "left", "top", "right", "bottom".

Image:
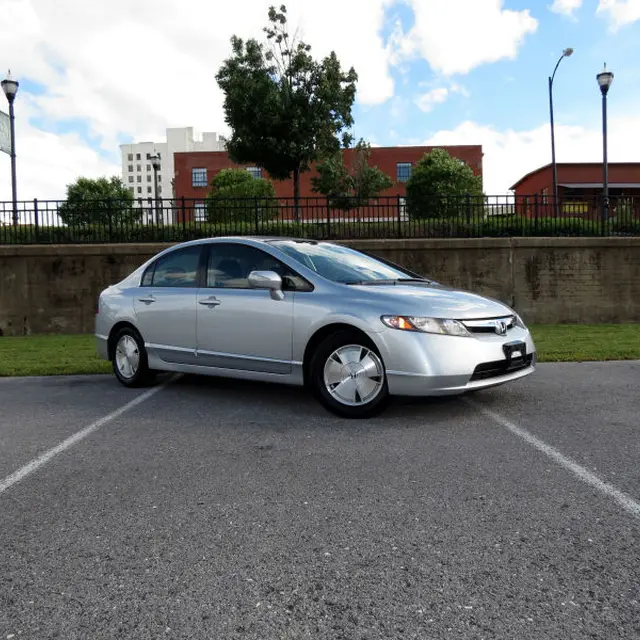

{"left": 111, "top": 327, "right": 155, "bottom": 388}
{"left": 309, "top": 330, "right": 390, "bottom": 419}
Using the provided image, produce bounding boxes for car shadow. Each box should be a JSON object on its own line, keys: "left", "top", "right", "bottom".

{"left": 162, "top": 373, "right": 471, "bottom": 425}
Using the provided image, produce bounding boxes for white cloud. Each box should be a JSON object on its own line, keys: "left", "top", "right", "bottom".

{"left": 415, "top": 83, "right": 469, "bottom": 112}
{"left": 424, "top": 115, "right": 640, "bottom": 194}
{"left": 0, "top": 0, "right": 397, "bottom": 200}
{"left": 415, "top": 88, "right": 450, "bottom": 112}
{"left": 550, "top": 0, "right": 583, "bottom": 17}
{"left": 597, "top": 0, "right": 640, "bottom": 30}
{"left": 393, "top": 0, "right": 538, "bottom": 75}
{"left": 0, "top": 98, "right": 119, "bottom": 204}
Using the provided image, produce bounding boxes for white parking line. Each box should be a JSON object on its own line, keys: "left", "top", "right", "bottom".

{"left": 465, "top": 398, "right": 640, "bottom": 521}
{"left": 0, "top": 380, "right": 172, "bottom": 496}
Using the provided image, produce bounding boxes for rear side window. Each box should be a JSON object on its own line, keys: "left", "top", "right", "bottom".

{"left": 142, "top": 246, "right": 201, "bottom": 288}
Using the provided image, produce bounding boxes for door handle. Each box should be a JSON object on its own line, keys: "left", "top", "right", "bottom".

{"left": 138, "top": 296, "right": 156, "bottom": 304}
{"left": 198, "top": 297, "right": 221, "bottom": 307}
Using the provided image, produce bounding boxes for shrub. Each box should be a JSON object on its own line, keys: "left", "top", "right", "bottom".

{"left": 205, "top": 169, "right": 279, "bottom": 223}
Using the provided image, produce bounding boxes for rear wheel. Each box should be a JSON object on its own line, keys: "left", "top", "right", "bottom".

{"left": 310, "top": 330, "right": 389, "bottom": 418}
{"left": 112, "top": 327, "right": 155, "bottom": 388}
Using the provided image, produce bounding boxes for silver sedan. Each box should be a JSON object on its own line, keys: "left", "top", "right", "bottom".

{"left": 95, "top": 237, "right": 536, "bottom": 418}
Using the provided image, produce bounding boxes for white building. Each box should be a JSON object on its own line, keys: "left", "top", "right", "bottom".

{"left": 120, "top": 127, "right": 226, "bottom": 224}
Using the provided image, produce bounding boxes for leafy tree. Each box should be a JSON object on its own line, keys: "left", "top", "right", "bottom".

{"left": 205, "top": 168, "right": 278, "bottom": 223}
{"left": 57, "top": 176, "right": 138, "bottom": 226}
{"left": 311, "top": 140, "right": 393, "bottom": 210}
{"left": 215, "top": 4, "right": 358, "bottom": 219}
{"left": 406, "top": 148, "right": 483, "bottom": 219}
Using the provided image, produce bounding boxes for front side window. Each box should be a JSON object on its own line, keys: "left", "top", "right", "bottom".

{"left": 247, "top": 166, "right": 262, "bottom": 179}
{"left": 192, "top": 168, "right": 208, "bottom": 187}
{"left": 206, "top": 243, "right": 311, "bottom": 291}
{"left": 142, "top": 246, "right": 201, "bottom": 288}
{"left": 271, "top": 241, "right": 412, "bottom": 284}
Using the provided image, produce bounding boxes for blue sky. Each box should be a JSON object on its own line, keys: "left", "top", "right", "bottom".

{"left": 354, "top": 1, "right": 640, "bottom": 147}
{"left": 1, "top": 0, "right": 639, "bottom": 200}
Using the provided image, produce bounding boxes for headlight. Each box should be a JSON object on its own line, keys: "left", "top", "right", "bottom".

{"left": 381, "top": 316, "right": 472, "bottom": 337}
{"left": 514, "top": 313, "right": 527, "bottom": 329}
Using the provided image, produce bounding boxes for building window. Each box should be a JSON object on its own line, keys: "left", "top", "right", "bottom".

{"left": 137, "top": 175, "right": 142, "bottom": 183}
{"left": 192, "top": 168, "right": 208, "bottom": 187}
{"left": 147, "top": 174, "right": 152, "bottom": 182}
{"left": 542, "top": 188, "right": 549, "bottom": 204}
{"left": 136, "top": 153, "right": 141, "bottom": 160}
{"left": 136, "top": 165, "right": 141, "bottom": 172}
{"left": 247, "top": 166, "right": 262, "bottom": 179}
{"left": 158, "top": 186, "right": 162, "bottom": 194}
{"left": 397, "top": 162, "right": 412, "bottom": 183}
{"left": 128, "top": 153, "right": 133, "bottom": 161}
{"left": 137, "top": 186, "right": 142, "bottom": 194}
{"left": 147, "top": 186, "right": 153, "bottom": 194}
{"left": 146, "top": 153, "right": 151, "bottom": 159}
{"left": 194, "top": 203, "right": 207, "bottom": 222}
{"left": 157, "top": 174, "right": 162, "bottom": 182}
{"left": 128, "top": 165, "right": 133, "bottom": 172}
{"left": 146, "top": 164, "right": 151, "bottom": 172}
{"left": 128, "top": 176, "right": 134, "bottom": 183}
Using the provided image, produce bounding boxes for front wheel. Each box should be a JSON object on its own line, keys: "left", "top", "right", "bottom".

{"left": 112, "top": 327, "right": 155, "bottom": 388}
{"left": 309, "top": 330, "right": 390, "bottom": 419}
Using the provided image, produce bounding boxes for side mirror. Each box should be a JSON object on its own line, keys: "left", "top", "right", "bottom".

{"left": 248, "top": 270, "right": 284, "bottom": 300}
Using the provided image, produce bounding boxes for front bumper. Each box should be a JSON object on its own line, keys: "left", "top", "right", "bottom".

{"left": 373, "top": 326, "right": 536, "bottom": 397}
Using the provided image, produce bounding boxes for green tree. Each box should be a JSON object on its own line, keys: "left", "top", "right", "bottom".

{"left": 57, "top": 176, "right": 138, "bottom": 226}
{"left": 205, "top": 168, "right": 278, "bottom": 223}
{"left": 406, "top": 148, "right": 483, "bottom": 219}
{"left": 215, "top": 4, "right": 358, "bottom": 219}
{"left": 311, "top": 140, "right": 393, "bottom": 210}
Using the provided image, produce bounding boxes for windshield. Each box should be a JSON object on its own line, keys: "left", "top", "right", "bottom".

{"left": 271, "top": 240, "right": 415, "bottom": 284}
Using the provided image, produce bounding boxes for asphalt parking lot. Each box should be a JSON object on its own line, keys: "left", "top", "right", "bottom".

{"left": 1, "top": 362, "right": 639, "bottom": 640}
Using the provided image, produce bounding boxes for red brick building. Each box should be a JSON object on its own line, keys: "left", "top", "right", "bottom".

{"left": 510, "top": 162, "right": 640, "bottom": 217}
{"left": 173, "top": 145, "right": 483, "bottom": 220}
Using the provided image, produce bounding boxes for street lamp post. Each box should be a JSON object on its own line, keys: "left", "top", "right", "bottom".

{"left": 548, "top": 48, "right": 573, "bottom": 218}
{"left": 597, "top": 64, "right": 614, "bottom": 225}
{"left": 149, "top": 152, "right": 161, "bottom": 225}
{"left": 2, "top": 70, "right": 19, "bottom": 226}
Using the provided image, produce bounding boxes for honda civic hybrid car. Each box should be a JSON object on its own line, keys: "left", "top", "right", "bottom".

{"left": 95, "top": 237, "right": 536, "bottom": 418}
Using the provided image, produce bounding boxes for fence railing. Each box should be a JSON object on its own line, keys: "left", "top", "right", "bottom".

{"left": 0, "top": 194, "right": 639, "bottom": 244}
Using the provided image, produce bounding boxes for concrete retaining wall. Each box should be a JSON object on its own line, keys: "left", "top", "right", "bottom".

{"left": 1, "top": 238, "right": 639, "bottom": 335}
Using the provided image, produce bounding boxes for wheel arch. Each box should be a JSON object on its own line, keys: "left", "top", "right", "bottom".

{"left": 302, "top": 323, "right": 379, "bottom": 386}
{"left": 107, "top": 321, "right": 143, "bottom": 361}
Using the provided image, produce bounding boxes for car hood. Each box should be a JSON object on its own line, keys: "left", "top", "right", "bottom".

{"left": 346, "top": 283, "right": 514, "bottom": 319}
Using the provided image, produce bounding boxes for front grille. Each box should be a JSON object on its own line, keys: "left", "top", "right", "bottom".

{"left": 470, "top": 354, "right": 534, "bottom": 382}
{"left": 461, "top": 315, "right": 516, "bottom": 335}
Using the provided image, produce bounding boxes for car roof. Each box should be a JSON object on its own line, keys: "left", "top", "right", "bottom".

{"left": 171, "top": 236, "right": 324, "bottom": 248}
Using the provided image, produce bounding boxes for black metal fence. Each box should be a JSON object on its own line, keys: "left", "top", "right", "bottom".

{"left": 1, "top": 194, "right": 639, "bottom": 244}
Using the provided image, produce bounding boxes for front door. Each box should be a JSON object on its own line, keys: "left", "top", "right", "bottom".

{"left": 195, "top": 243, "right": 294, "bottom": 374}
{"left": 133, "top": 244, "right": 202, "bottom": 365}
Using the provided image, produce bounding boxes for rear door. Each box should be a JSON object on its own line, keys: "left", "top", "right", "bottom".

{"left": 132, "top": 245, "right": 203, "bottom": 365}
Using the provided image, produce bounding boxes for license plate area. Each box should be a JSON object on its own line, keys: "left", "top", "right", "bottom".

{"left": 503, "top": 340, "right": 527, "bottom": 365}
